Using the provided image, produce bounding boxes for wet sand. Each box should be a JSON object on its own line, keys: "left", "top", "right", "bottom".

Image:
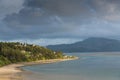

{"left": 0, "top": 58, "right": 78, "bottom": 80}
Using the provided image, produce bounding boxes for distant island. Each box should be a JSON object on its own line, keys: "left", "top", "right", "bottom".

{"left": 0, "top": 42, "right": 75, "bottom": 67}
{"left": 47, "top": 37, "right": 120, "bottom": 52}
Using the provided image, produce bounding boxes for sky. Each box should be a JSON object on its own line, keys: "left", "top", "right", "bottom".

{"left": 0, "top": 0, "right": 120, "bottom": 46}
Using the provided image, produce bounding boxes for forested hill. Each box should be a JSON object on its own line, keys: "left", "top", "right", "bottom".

{"left": 0, "top": 42, "right": 63, "bottom": 66}
{"left": 47, "top": 37, "right": 120, "bottom": 52}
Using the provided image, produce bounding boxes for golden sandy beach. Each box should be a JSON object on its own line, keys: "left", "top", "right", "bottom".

{"left": 0, "top": 64, "right": 23, "bottom": 80}
{"left": 0, "top": 58, "right": 78, "bottom": 80}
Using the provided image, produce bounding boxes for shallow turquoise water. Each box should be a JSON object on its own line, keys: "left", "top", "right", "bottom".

{"left": 23, "top": 52, "right": 120, "bottom": 80}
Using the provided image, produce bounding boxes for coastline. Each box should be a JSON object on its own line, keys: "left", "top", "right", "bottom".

{"left": 0, "top": 57, "right": 78, "bottom": 80}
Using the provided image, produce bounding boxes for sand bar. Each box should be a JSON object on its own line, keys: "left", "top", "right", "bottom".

{"left": 0, "top": 57, "right": 78, "bottom": 80}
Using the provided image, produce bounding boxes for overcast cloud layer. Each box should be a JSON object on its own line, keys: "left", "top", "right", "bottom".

{"left": 1, "top": 0, "right": 120, "bottom": 45}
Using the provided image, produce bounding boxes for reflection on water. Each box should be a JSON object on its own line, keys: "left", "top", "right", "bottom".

{"left": 23, "top": 52, "right": 120, "bottom": 80}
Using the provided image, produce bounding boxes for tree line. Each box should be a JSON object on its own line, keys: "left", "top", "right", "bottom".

{"left": 0, "top": 42, "right": 64, "bottom": 67}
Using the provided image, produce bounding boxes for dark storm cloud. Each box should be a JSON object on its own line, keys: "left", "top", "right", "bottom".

{"left": 24, "top": 0, "right": 91, "bottom": 16}
{"left": 2, "top": 0, "right": 120, "bottom": 40}
{"left": 89, "top": 0, "right": 120, "bottom": 21}
{"left": 4, "top": 0, "right": 93, "bottom": 26}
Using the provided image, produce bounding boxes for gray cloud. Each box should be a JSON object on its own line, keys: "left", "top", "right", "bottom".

{"left": 0, "top": 0, "right": 24, "bottom": 20}
{"left": 89, "top": 0, "right": 120, "bottom": 22}
{"left": 24, "top": 0, "right": 93, "bottom": 16}
{"left": 1, "top": 0, "right": 120, "bottom": 40}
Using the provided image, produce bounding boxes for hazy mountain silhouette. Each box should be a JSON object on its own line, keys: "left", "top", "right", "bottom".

{"left": 47, "top": 37, "right": 120, "bottom": 52}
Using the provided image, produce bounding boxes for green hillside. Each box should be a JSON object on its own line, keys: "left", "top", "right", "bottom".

{"left": 0, "top": 42, "right": 63, "bottom": 67}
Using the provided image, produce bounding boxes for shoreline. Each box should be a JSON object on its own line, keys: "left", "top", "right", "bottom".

{"left": 0, "top": 57, "right": 78, "bottom": 80}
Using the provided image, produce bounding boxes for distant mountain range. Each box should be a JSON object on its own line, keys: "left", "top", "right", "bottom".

{"left": 47, "top": 37, "right": 120, "bottom": 52}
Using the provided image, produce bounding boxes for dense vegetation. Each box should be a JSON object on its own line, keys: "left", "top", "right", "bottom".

{"left": 0, "top": 42, "right": 64, "bottom": 67}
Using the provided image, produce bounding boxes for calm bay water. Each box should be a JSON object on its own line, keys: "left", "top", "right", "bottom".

{"left": 23, "top": 52, "right": 120, "bottom": 80}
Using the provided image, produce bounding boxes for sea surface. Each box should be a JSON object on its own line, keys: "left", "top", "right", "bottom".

{"left": 23, "top": 52, "right": 120, "bottom": 80}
